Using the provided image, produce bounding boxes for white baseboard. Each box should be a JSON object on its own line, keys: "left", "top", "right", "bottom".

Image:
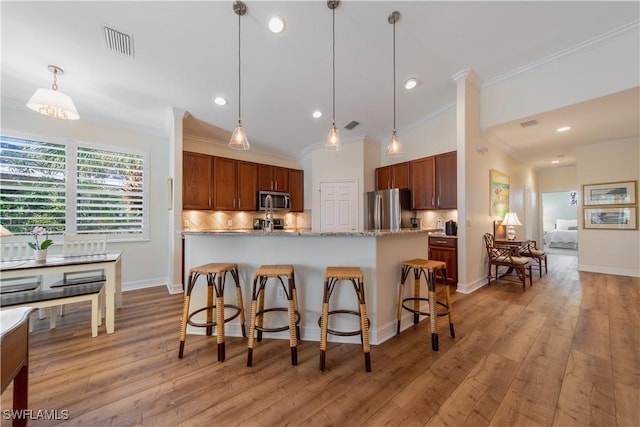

{"left": 578, "top": 264, "right": 640, "bottom": 278}
{"left": 456, "top": 277, "right": 487, "bottom": 294}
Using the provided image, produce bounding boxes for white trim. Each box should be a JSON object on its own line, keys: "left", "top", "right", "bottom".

{"left": 456, "top": 278, "right": 487, "bottom": 294}
{"left": 578, "top": 264, "right": 640, "bottom": 278}
{"left": 121, "top": 279, "right": 171, "bottom": 292}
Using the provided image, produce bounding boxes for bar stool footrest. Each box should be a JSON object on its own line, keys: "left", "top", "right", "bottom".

{"left": 254, "top": 307, "right": 301, "bottom": 333}
{"left": 401, "top": 298, "right": 451, "bottom": 317}
{"left": 317, "top": 309, "right": 371, "bottom": 337}
{"left": 187, "top": 304, "right": 242, "bottom": 328}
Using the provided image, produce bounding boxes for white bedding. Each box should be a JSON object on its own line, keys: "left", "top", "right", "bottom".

{"left": 544, "top": 229, "right": 578, "bottom": 249}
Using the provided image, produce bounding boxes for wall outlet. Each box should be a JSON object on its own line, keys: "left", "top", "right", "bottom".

{"left": 227, "top": 219, "right": 233, "bottom": 227}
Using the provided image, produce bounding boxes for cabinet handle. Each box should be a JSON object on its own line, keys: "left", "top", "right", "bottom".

{"left": 238, "top": 198, "right": 241, "bottom": 208}
{"left": 208, "top": 196, "right": 211, "bottom": 208}
{"left": 275, "top": 181, "right": 278, "bottom": 191}
{"left": 436, "top": 240, "right": 447, "bottom": 244}
{"left": 437, "top": 196, "right": 440, "bottom": 207}
{"left": 233, "top": 199, "right": 236, "bottom": 208}
{"left": 432, "top": 197, "right": 435, "bottom": 206}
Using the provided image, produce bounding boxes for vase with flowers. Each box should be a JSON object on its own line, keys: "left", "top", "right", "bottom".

{"left": 28, "top": 226, "right": 53, "bottom": 261}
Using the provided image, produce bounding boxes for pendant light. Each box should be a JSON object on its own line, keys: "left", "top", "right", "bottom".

{"left": 386, "top": 11, "right": 402, "bottom": 156}
{"left": 229, "top": 1, "right": 250, "bottom": 150}
{"left": 27, "top": 65, "right": 79, "bottom": 120}
{"left": 325, "top": 0, "right": 342, "bottom": 151}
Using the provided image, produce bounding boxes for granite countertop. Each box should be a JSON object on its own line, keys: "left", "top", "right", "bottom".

{"left": 428, "top": 232, "right": 458, "bottom": 239}
{"left": 182, "top": 228, "right": 435, "bottom": 237}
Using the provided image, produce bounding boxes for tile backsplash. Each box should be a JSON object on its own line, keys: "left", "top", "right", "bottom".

{"left": 183, "top": 210, "right": 311, "bottom": 231}
{"left": 415, "top": 210, "right": 458, "bottom": 231}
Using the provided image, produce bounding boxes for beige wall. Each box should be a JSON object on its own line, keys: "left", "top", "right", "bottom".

{"left": 577, "top": 138, "right": 639, "bottom": 276}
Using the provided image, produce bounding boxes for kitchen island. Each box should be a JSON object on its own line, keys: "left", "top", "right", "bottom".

{"left": 182, "top": 229, "right": 432, "bottom": 345}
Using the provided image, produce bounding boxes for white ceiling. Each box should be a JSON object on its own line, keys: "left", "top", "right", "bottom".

{"left": 2, "top": 1, "right": 639, "bottom": 169}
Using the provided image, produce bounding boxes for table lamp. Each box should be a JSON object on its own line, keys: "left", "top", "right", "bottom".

{"left": 501, "top": 212, "right": 522, "bottom": 240}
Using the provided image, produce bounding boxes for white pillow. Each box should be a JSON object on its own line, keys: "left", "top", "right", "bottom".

{"left": 556, "top": 219, "right": 577, "bottom": 230}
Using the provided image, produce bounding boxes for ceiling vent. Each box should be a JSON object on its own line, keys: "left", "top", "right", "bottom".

{"left": 102, "top": 25, "right": 134, "bottom": 58}
{"left": 344, "top": 120, "right": 360, "bottom": 130}
{"left": 519, "top": 119, "right": 538, "bottom": 128}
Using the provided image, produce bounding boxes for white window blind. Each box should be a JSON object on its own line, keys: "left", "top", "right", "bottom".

{"left": 76, "top": 146, "right": 144, "bottom": 235}
{"left": 0, "top": 136, "right": 67, "bottom": 234}
{"left": 1, "top": 135, "right": 147, "bottom": 239}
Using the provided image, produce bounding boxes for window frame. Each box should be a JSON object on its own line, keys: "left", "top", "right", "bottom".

{"left": 1, "top": 130, "right": 149, "bottom": 242}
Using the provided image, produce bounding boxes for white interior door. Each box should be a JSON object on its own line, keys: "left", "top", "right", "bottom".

{"left": 320, "top": 180, "right": 358, "bottom": 232}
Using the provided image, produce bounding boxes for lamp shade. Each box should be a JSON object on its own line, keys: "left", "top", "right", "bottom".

{"left": 0, "top": 224, "right": 13, "bottom": 237}
{"left": 229, "top": 121, "right": 250, "bottom": 150}
{"left": 501, "top": 212, "right": 522, "bottom": 226}
{"left": 27, "top": 88, "right": 79, "bottom": 120}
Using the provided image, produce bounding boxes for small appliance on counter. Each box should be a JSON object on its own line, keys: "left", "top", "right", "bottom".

{"left": 253, "top": 218, "right": 284, "bottom": 230}
{"left": 445, "top": 220, "right": 457, "bottom": 236}
{"left": 410, "top": 217, "right": 421, "bottom": 229}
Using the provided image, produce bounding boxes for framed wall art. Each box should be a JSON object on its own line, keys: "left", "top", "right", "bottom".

{"left": 582, "top": 181, "right": 637, "bottom": 206}
{"left": 583, "top": 207, "right": 637, "bottom": 230}
{"left": 489, "top": 169, "right": 510, "bottom": 218}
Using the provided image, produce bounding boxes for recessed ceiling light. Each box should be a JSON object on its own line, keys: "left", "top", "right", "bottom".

{"left": 551, "top": 160, "right": 560, "bottom": 164}
{"left": 312, "top": 110, "right": 322, "bottom": 118}
{"left": 268, "top": 17, "right": 285, "bottom": 34}
{"left": 556, "top": 126, "right": 572, "bottom": 132}
{"left": 404, "top": 77, "right": 418, "bottom": 90}
{"left": 214, "top": 96, "right": 227, "bottom": 106}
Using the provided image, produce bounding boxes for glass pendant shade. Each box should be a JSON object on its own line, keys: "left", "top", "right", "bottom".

{"left": 229, "top": 120, "right": 250, "bottom": 150}
{"left": 325, "top": 123, "right": 342, "bottom": 151}
{"left": 27, "top": 65, "right": 79, "bottom": 121}
{"left": 386, "top": 130, "right": 402, "bottom": 156}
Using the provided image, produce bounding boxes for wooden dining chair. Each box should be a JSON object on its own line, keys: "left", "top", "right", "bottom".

{"left": 483, "top": 233, "right": 532, "bottom": 291}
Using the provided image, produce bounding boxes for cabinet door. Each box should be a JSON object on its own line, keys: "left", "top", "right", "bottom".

{"left": 289, "top": 169, "right": 304, "bottom": 212}
{"left": 436, "top": 151, "right": 457, "bottom": 209}
{"left": 392, "top": 162, "right": 410, "bottom": 189}
{"left": 258, "top": 164, "right": 274, "bottom": 191}
{"left": 212, "top": 157, "right": 237, "bottom": 210}
{"left": 429, "top": 246, "right": 457, "bottom": 286}
{"left": 183, "top": 152, "right": 212, "bottom": 210}
{"left": 375, "top": 166, "right": 392, "bottom": 190}
{"left": 273, "top": 166, "right": 289, "bottom": 192}
{"left": 237, "top": 161, "right": 258, "bottom": 211}
{"left": 410, "top": 157, "right": 435, "bottom": 210}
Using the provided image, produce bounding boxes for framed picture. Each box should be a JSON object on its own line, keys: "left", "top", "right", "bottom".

{"left": 583, "top": 181, "right": 637, "bottom": 206}
{"left": 583, "top": 207, "right": 637, "bottom": 230}
{"left": 490, "top": 169, "right": 510, "bottom": 218}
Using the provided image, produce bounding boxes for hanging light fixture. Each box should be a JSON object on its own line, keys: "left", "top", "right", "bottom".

{"left": 229, "top": 1, "right": 250, "bottom": 150}
{"left": 325, "top": 0, "right": 342, "bottom": 151}
{"left": 27, "top": 65, "right": 79, "bottom": 120}
{"left": 386, "top": 11, "right": 402, "bottom": 156}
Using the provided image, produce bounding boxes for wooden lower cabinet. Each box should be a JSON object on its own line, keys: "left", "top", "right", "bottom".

{"left": 428, "top": 236, "right": 457, "bottom": 286}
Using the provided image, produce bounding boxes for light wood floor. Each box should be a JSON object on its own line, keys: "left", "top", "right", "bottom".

{"left": 2, "top": 253, "right": 638, "bottom": 426}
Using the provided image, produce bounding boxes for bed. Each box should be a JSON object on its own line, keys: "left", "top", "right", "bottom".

{"left": 544, "top": 219, "right": 578, "bottom": 249}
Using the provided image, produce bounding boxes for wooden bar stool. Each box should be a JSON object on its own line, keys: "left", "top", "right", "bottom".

{"left": 178, "top": 263, "right": 246, "bottom": 362}
{"left": 247, "top": 265, "right": 300, "bottom": 367}
{"left": 396, "top": 258, "right": 454, "bottom": 351}
{"left": 319, "top": 266, "right": 371, "bottom": 372}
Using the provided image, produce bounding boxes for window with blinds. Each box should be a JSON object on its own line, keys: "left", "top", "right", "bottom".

{"left": 0, "top": 135, "right": 147, "bottom": 239}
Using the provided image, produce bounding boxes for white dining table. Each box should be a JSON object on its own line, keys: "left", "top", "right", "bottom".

{"left": 0, "top": 251, "right": 122, "bottom": 334}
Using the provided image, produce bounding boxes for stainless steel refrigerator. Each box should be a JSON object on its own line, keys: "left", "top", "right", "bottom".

{"left": 365, "top": 188, "right": 412, "bottom": 230}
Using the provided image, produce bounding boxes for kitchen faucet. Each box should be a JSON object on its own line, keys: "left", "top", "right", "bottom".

{"left": 264, "top": 194, "right": 273, "bottom": 232}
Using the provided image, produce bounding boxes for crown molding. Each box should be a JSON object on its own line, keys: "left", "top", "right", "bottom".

{"left": 483, "top": 20, "right": 640, "bottom": 88}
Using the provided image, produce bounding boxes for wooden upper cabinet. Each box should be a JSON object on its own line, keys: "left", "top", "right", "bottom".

{"left": 237, "top": 161, "right": 258, "bottom": 211}
{"left": 289, "top": 169, "right": 304, "bottom": 212}
{"left": 375, "top": 163, "right": 410, "bottom": 190}
{"left": 212, "top": 157, "right": 237, "bottom": 210}
{"left": 258, "top": 165, "right": 289, "bottom": 192}
{"left": 393, "top": 162, "right": 410, "bottom": 189}
{"left": 183, "top": 152, "right": 212, "bottom": 210}
{"left": 436, "top": 151, "right": 457, "bottom": 209}
{"left": 410, "top": 156, "right": 436, "bottom": 210}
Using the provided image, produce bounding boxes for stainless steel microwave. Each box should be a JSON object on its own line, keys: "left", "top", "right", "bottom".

{"left": 258, "top": 191, "right": 291, "bottom": 211}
